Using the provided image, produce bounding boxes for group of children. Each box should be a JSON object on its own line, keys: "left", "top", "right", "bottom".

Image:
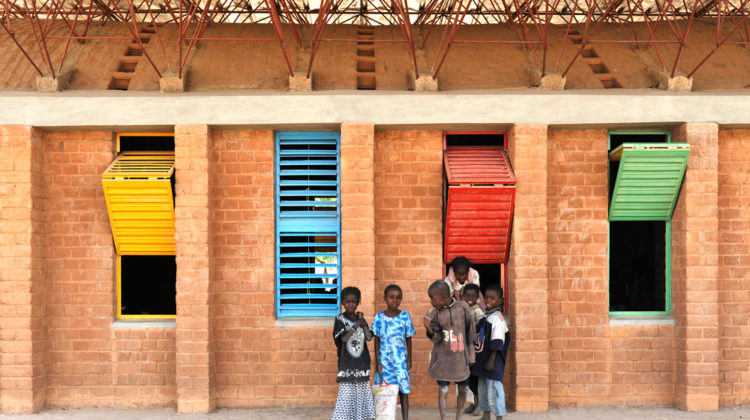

{"left": 332, "top": 257, "right": 510, "bottom": 420}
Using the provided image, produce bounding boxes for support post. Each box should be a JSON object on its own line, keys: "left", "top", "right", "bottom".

{"left": 507, "top": 124, "right": 550, "bottom": 412}
{"left": 671, "top": 122, "right": 720, "bottom": 411}
{"left": 174, "top": 124, "right": 215, "bottom": 413}
{"left": 0, "top": 125, "right": 46, "bottom": 413}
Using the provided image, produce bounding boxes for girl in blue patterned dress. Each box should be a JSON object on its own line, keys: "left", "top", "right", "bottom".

{"left": 372, "top": 284, "right": 416, "bottom": 420}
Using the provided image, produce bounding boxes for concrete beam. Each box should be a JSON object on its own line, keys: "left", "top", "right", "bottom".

{"left": 1, "top": 90, "right": 750, "bottom": 127}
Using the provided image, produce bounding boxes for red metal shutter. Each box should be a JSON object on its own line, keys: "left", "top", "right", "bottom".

{"left": 444, "top": 146, "right": 516, "bottom": 264}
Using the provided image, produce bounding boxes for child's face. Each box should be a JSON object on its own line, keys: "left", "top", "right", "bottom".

{"left": 342, "top": 294, "right": 359, "bottom": 315}
{"left": 385, "top": 288, "right": 402, "bottom": 311}
{"left": 484, "top": 289, "right": 502, "bottom": 311}
{"left": 462, "top": 289, "right": 478, "bottom": 307}
{"left": 428, "top": 291, "right": 450, "bottom": 310}
{"left": 454, "top": 267, "right": 469, "bottom": 285}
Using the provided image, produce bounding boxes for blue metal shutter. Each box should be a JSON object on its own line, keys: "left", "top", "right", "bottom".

{"left": 275, "top": 132, "right": 341, "bottom": 317}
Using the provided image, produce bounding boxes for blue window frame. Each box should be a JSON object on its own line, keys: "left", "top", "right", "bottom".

{"left": 275, "top": 132, "right": 341, "bottom": 317}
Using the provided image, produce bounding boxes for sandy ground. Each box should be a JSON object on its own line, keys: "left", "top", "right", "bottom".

{"left": 3, "top": 406, "right": 750, "bottom": 420}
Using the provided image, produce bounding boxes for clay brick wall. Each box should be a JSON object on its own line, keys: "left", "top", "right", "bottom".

{"left": 341, "top": 124, "right": 377, "bottom": 317}
{"left": 373, "top": 129, "right": 443, "bottom": 406}
{"left": 609, "top": 325, "right": 675, "bottom": 405}
{"left": 671, "top": 123, "right": 720, "bottom": 411}
{"left": 42, "top": 131, "right": 176, "bottom": 408}
{"left": 210, "top": 129, "right": 277, "bottom": 407}
{"left": 209, "top": 129, "right": 337, "bottom": 408}
{"left": 546, "top": 129, "right": 610, "bottom": 406}
{"left": 718, "top": 129, "right": 750, "bottom": 407}
{"left": 0, "top": 125, "right": 45, "bottom": 413}
{"left": 507, "top": 124, "right": 549, "bottom": 412}
{"left": 175, "top": 125, "right": 215, "bottom": 413}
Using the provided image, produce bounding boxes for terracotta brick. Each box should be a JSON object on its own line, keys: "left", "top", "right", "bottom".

{"left": 374, "top": 130, "right": 443, "bottom": 406}
{"left": 175, "top": 125, "right": 216, "bottom": 413}
{"left": 672, "top": 123, "right": 720, "bottom": 411}
{"left": 507, "top": 124, "right": 550, "bottom": 412}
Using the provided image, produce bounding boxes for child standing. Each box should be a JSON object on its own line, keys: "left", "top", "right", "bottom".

{"left": 332, "top": 286, "right": 375, "bottom": 420}
{"left": 423, "top": 280, "right": 476, "bottom": 420}
{"left": 444, "top": 256, "right": 485, "bottom": 309}
{"left": 462, "top": 284, "right": 484, "bottom": 415}
{"left": 372, "top": 284, "right": 416, "bottom": 420}
{"left": 470, "top": 284, "right": 510, "bottom": 420}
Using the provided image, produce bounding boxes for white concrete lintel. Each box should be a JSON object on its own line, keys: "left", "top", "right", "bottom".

{"left": 1, "top": 89, "right": 749, "bottom": 128}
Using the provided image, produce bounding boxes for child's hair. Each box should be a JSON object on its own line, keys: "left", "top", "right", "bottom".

{"left": 485, "top": 284, "right": 503, "bottom": 298}
{"left": 463, "top": 283, "right": 480, "bottom": 295}
{"left": 384, "top": 284, "right": 402, "bottom": 296}
{"left": 341, "top": 286, "right": 362, "bottom": 302}
{"left": 451, "top": 256, "right": 471, "bottom": 272}
{"left": 428, "top": 280, "right": 451, "bottom": 297}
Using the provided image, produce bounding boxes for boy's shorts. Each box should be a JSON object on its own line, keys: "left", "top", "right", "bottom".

{"left": 437, "top": 378, "right": 470, "bottom": 387}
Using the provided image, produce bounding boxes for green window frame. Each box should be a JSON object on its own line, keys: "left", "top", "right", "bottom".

{"left": 607, "top": 131, "right": 687, "bottom": 316}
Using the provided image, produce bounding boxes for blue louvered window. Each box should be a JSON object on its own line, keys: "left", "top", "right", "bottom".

{"left": 275, "top": 132, "right": 341, "bottom": 317}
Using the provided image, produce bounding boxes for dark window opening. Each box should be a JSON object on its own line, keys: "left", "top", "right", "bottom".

{"left": 119, "top": 135, "right": 175, "bottom": 152}
{"left": 445, "top": 262, "right": 505, "bottom": 311}
{"left": 445, "top": 133, "right": 505, "bottom": 148}
{"left": 609, "top": 221, "right": 666, "bottom": 312}
{"left": 120, "top": 255, "right": 176, "bottom": 316}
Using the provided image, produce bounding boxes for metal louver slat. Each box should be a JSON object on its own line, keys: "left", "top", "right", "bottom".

{"left": 609, "top": 143, "right": 690, "bottom": 221}
{"left": 102, "top": 152, "right": 176, "bottom": 256}
{"left": 276, "top": 132, "right": 341, "bottom": 318}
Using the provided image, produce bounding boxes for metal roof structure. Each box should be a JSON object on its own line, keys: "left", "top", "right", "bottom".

{"left": 2, "top": 0, "right": 749, "bottom": 87}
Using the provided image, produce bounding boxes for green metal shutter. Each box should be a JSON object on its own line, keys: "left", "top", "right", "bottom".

{"left": 609, "top": 143, "right": 690, "bottom": 221}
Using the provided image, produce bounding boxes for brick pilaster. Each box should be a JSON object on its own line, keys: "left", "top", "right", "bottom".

{"left": 174, "top": 124, "right": 215, "bottom": 413}
{"left": 507, "top": 124, "right": 550, "bottom": 412}
{"left": 671, "top": 122, "right": 720, "bottom": 411}
{"left": 0, "top": 125, "right": 46, "bottom": 413}
{"left": 340, "top": 124, "right": 376, "bottom": 316}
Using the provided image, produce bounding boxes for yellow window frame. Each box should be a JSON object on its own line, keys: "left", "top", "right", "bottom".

{"left": 116, "top": 255, "right": 177, "bottom": 320}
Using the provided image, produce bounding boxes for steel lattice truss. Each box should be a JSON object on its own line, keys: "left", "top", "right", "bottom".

{"left": 2, "top": 0, "right": 749, "bottom": 85}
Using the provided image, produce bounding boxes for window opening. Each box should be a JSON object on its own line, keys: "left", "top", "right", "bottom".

{"left": 118, "top": 133, "right": 175, "bottom": 153}
{"left": 106, "top": 133, "right": 177, "bottom": 320}
{"left": 444, "top": 133, "right": 506, "bottom": 149}
{"left": 609, "top": 221, "right": 667, "bottom": 312}
{"left": 276, "top": 132, "right": 341, "bottom": 318}
{"left": 118, "top": 255, "right": 177, "bottom": 317}
{"left": 608, "top": 132, "right": 678, "bottom": 315}
{"left": 443, "top": 132, "right": 513, "bottom": 313}
{"left": 446, "top": 262, "right": 508, "bottom": 312}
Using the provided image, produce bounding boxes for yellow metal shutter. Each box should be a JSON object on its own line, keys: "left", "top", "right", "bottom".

{"left": 102, "top": 151, "right": 176, "bottom": 255}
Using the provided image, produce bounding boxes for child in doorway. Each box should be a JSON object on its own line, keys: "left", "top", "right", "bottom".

{"left": 372, "top": 284, "right": 416, "bottom": 420}
{"left": 462, "top": 283, "right": 484, "bottom": 415}
{"left": 470, "top": 284, "right": 510, "bottom": 420}
{"left": 423, "top": 280, "right": 477, "bottom": 420}
{"left": 332, "top": 286, "right": 375, "bottom": 420}
{"left": 444, "top": 256, "right": 485, "bottom": 309}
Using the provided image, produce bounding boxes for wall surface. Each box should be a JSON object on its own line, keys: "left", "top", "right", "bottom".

{"left": 373, "top": 129, "right": 443, "bottom": 406}
{"left": 547, "top": 129, "right": 610, "bottom": 406}
{"left": 718, "top": 129, "right": 750, "bottom": 407}
{"left": 1, "top": 124, "right": 749, "bottom": 413}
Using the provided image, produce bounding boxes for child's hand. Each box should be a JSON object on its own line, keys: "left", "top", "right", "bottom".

{"left": 484, "top": 359, "right": 494, "bottom": 372}
{"left": 376, "top": 362, "right": 383, "bottom": 374}
{"left": 423, "top": 309, "right": 435, "bottom": 329}
{"left": 407, "top": 359, "right": 412, "bottom": 370}
{"left": 355, "top": 312, "right": 366, "bottom": 327}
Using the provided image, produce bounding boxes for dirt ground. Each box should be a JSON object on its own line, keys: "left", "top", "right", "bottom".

{"left": 3, "top": 406, "right": 750, "bottom": 420}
